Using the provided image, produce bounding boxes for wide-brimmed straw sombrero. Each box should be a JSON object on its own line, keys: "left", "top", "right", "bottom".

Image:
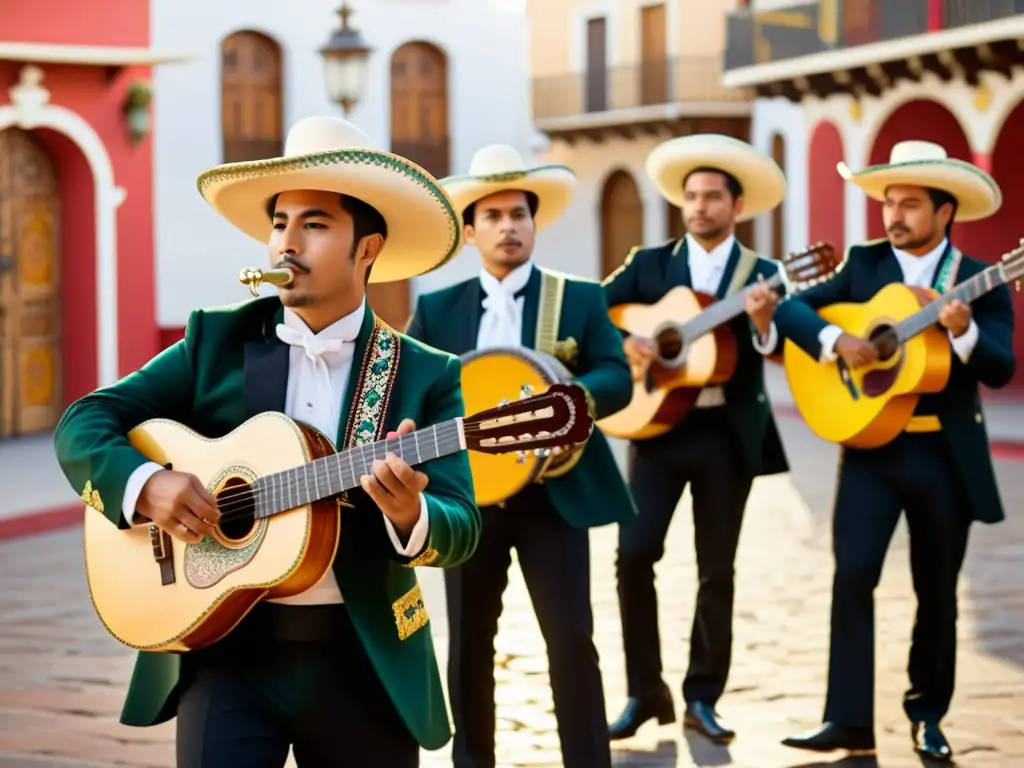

{"left": 440, "top": 145, "right": 576, "bottom": 231}
{"left": 645, "top": 133, "right": 786, "bottom": 222}
{"left": 837, "top": 140, "right": 1001, "bottom": 222}
{"left": 196, "top": 115, "right": 462, "bottom": 283}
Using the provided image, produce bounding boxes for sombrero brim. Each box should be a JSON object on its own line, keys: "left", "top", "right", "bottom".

{"left": 197, "top": 148, "right": 463, "bottom": 283}
{"left": 645, "top": 135, "right": 786, "bottom": 222}
{"left": 440, "top": 165, "right": 576, "bottom": 231}
{"left": 837, "top": 159, "right": 1002, "bottom": 222}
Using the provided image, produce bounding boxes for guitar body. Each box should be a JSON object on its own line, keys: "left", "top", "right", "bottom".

{"left": 783, "top": 283, "right": 952, "bottom": 448}
{"left": 598, "top": 286, "right": 737, "bottom": 441}
{"left": 83, "top": 412, "right": 340, "bottom": 652}
{"left": 460, "top": 347, "right": 580, "bottom": 506}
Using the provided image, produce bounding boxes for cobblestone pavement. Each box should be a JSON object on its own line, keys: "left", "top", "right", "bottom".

{"left": 1, "top": 418, "right": 1022, "bottom": 767}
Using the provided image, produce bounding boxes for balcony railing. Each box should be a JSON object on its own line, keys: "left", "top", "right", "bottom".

{"left": 533, "top": 55, "right": 749, "bottom": 122}
{"left": 390, "top": 137, "right": 451, "bottom": 179}
{"left": 725, "top": 0, "right": 935, "bottom": 69}
{"left": 223, "top": 137, "right": 284, "bottom": 164}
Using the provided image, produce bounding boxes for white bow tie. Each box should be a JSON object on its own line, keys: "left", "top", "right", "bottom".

{"left": 275, "top": 324, "right": 348, "bottom": 362}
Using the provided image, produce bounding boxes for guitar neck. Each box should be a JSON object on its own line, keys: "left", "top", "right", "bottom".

{"left": 890, "top": 265, "right": 1007, "bottom": 344}
{"left": 681, "top": 272, "right": 784, "bottom": 340}
{"left": 252, "top": 419, "right": 465, "bottom": 519}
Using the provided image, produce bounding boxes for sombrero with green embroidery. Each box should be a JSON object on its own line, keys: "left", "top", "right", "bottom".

{"left": 645, "top": 133, "right": 786, "bottom": 222}
{"left": 440, "top": 145, "right": 576, "bottom": 232}
{"left": 837, "top": 140, "right": 1001, "bottom": 222}
{"left": 196, "top": 115, "right": 462, "bottom": 283}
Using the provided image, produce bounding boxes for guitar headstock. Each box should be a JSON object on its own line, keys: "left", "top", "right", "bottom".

{"left": 462, "top": 383, "right": 593, "bottom": 455}
{"left": 780, "top": 241, "right": 839, "bottom": 286}
{"left": 1000, "top": 238, "right": 1024, "bottom": 292}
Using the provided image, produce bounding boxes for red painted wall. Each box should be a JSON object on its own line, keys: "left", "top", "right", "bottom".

{"left": 0, "top": 2, "right": 156, "bottom": 403}
{"left": 867, "top": 98, "right": 1022, "bottom": 391}
{"left": 808, "top": 121, "right": 846, "bottom": 257}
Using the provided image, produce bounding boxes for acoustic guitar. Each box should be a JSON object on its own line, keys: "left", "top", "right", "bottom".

{"left": 598, "top": 242, "right": 839, "bottom": 441}
{"left": 783, "top": 240, "right": 1024, "bottom": 448}
{"left": 82, "top": 385, "right": 592, "bottom": 652}
{"left": 459, "top": 347, "right": 586, "bottom": 507}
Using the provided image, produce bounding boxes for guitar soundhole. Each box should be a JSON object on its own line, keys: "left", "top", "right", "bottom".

{"left": 654, "top": 326, "right": 684, "bottom": 364}
{"left": 216, "top": 476, "right": 257, "bottom": 542}
{"left": 868, "top": 324, "right": 899, "bottom": 362}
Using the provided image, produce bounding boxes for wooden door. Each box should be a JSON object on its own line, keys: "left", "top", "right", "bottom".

{"left": 221, "top": 31, "right": 283, "bottom": 163}
{"left": 0, "top": 128, "right": 62, "bottom": 438}
{"left": 586, "top": 18, "right": 608, "bottom": 112}
{"left": 601, "top": 171, "right": 644, "bottom": 278}
{"left": 641, "top": 4, "right": 668, "bottom": 105}
{"left": 771, "top": 133, "right": 786, "bottom": 259}
{"left": 385, "top": 42, "right": 450, "bottom": 331}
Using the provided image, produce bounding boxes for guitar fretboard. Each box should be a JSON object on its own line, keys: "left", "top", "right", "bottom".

{"left": 681, "top": 272, "right": 784, "bottom": 341}
{"left": 889, "top": 264, "right": 1006, "bottom": 344}
{"left": 251, "top": 420, "right": 464, "bottom": 519}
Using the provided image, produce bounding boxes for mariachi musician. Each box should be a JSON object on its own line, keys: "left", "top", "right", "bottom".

{"left": 52, "top": 116, "right": 480, "bottom": 768}
{"left": 778, "top": 141, "right": 1016, "bottom": 762}
{"left": 405, "top": 144, "right": 636, "bottom": 768}
{"left": 602, "top": 134, "right": 791, "bottom": 744}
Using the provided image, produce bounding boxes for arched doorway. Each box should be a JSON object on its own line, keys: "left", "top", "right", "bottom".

{"left": 0, "top": 128, "right": 62, "bottom": 437}
{"left": 383, "top": 41, "right": 450, "bottom": 330}
{"left": 985, "top": 101, "right": 1024, "bottom": 390}
{"left": 220, "top": 30, "right": 284, "bottom": 163}
{"left": 601, "top": 170, "right": 644, "bottom": 278}
{"left": 808, "top": 121, "right": 845, "bottom": 256}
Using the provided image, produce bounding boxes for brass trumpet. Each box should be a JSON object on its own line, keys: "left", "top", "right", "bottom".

{"left": 239, "top": 267, "right": 294, "bottom": 296}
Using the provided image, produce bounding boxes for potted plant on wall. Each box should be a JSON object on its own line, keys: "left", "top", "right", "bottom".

{"left": 122, "top": 80, "right": 153, "bottom": 145}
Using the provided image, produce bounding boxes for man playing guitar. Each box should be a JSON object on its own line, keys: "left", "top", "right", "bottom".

{"left": 603, "top": 134, "right": 790, "bottom": 745}
{"left": 778, "top": 141, "right": 1016, "bottom": 762}
{"left": 53, "top": 116, "right": 480, "bottom": 767}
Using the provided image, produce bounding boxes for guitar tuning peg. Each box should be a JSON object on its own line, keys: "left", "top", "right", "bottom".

{"left": 519, "top": 384, "right": 534, "bottom": 398}
{"left": 514, "top": 450, "right": 527, "bottom": 464}
{"left": 498, "top": 398, "right": 510, "bottom": 408}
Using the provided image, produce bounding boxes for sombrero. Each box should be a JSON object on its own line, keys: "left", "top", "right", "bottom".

{"left": 196, "top": 115, "right": 463, "bottom": 283}
{"left": 837, "top": 140, "right": 1001, "bottom": 222}
{"left": 645, "top": 133, "right": 786, "bottom": 222}
{"left": 440, "top": 145, "right": 576, "bottom": 231}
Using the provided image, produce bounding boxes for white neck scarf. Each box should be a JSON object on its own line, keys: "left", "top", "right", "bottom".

{"left": 477, "top": 261, "right": 533, "bottom": 349}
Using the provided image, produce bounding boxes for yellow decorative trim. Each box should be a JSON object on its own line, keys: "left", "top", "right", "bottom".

{"left": 974, "top": 82, "right": 992, "bottom": 113}
{"left": 404, "top": 546, "right": 439, "bottom": 568}
{"left": 906, "top": 414, "right": 941, "bottom": 433}
{"left": 80, "top": 481, "right": 104, "bottom": 513}
{"left": 552, "top": 336, "right": 578, "bottom": 367}
{"left": 534, "top": 269, "right": 566, "bottom": 355}
{"left": 848, "top": 99, "right": 862, "bottom": 124}
{"left": 393, "top": 583, "right": 429, "bottom": 641}
{"left": 602, "top": 244, "right": 640, "bottom": 286}
{"left": 578, "top": 383, "right": 597, "bottom": 421}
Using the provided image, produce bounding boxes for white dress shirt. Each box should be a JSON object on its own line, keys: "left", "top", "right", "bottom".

{"left": 684, "top": 233, "right": 780, "bottom": 408}
{"left": 477, "top": 260, "right": 533, "bottom": 350}
{"left": 120, "top": 299, "right": 429, "bottom": 606}
{"left": 817, "top": 238, "right": 980, "bottom": 362}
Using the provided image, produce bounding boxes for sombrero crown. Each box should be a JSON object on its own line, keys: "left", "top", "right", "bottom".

{"left": 837, "top": 140, "right": 1001, "bottom": 222}
{"left": 440, "top": 145, "right": 576, "bottom": 231}
{"left": 197, "top": 115, "right": 462, "bottom": 283}
{"left": 645, "top": 133, "right": 787, "bottom": 222}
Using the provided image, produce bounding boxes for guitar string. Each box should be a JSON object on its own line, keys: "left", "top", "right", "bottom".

{"left": 200, "top": 418, "right": 569, "bottom": 525}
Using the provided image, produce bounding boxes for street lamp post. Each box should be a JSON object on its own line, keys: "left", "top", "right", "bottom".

{"left": 319, "top": 2, "right": 373, "bottom": 116}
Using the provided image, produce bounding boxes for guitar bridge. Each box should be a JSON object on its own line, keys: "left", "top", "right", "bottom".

{"left": 149, "top": 525, "right": 176, "bottom": 586}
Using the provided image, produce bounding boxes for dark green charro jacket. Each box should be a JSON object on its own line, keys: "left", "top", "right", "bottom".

{"left": 774, "top": 238, "right": 1016, "bottom": 524}
{"left": 602, "top": 237, "right": 790, "bottom": 477}
{"left": 52, "top": 295, "right": 481, "bottom": 750}
{"left": 406, "top": 264, "right": 638, "bottom": 528}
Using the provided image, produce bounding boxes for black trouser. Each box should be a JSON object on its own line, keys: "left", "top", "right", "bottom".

{"left": 176, "top": 603, "right": 418, "bottom": 767}
{"left": 824, "top": 430, "right": 971, "bottom": 730}
{"left": 445, "top": 484, "right": 610, "bottom": 768}
{"left": 617, "top": 406, "right": 754, "bottom": 706}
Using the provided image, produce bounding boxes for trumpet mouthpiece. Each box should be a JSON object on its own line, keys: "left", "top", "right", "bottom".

{"left": 239, "top": 267, "right": 294, "bottom": 296}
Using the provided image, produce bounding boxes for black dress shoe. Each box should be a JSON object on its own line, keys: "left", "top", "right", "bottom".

{"left": 781, "top": 722, "right": 875, "bottom": 755}
{"left": 912, "top": 721, "right": 952, "bottom": 761}
{"left": 683, "top": 701, "right": 735, "bottom": 744}
{"left": 608, "top": 689, "right": 675, "bottom": 740}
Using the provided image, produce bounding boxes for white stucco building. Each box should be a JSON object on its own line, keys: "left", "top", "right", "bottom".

{"left": 151, "top": 0, "right": 532, "bottom": 340}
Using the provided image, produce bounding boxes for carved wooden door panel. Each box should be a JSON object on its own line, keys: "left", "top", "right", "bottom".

{"left": 601, "top": 170, "right": 644, "bottom": 279}
{"left": 0, "top": 128, "right": 62, "bottom": 438}
{"left": 221, "top": 31, "right": 283, "bottom": 163}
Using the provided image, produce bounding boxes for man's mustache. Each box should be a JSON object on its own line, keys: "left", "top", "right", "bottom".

{"left": 276, "top": 254, "right": 311, "bottom": 273}
{"left": 888, "top": 225, "right": 909, "bottom": 234}
{"left": 499, "top": 237, "right": 522, "bottom": 246}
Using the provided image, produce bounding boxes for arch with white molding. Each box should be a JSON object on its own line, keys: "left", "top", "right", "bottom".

{"left": 0, "top": 65, "right": 123, "bottom": 388}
